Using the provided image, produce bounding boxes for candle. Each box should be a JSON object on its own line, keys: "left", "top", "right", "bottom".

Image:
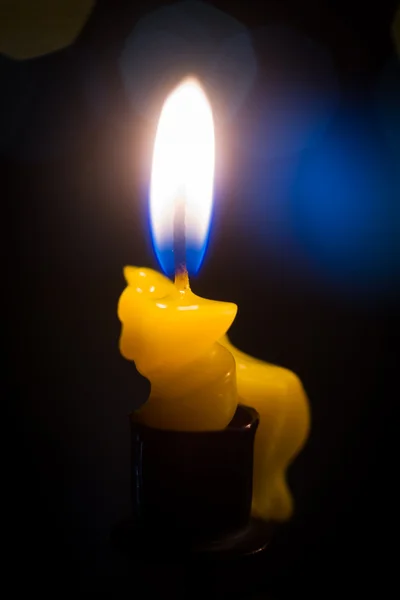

{"left": 118, "top": 77, "right": 310, "bottom": 521}
{"left": 118, "top": 265, "right": 238, "bottom": 432}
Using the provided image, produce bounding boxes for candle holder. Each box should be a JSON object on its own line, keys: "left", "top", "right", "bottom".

{"left": 112, "top": 404, "right": 274, "bottom": 559}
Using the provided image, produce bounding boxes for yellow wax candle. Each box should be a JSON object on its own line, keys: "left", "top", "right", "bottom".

{"left": 118, "top": 268, "right": 310, "bottom": 521}
{"left": 118, "top": 77, "right": 310, "bottom": 521}
{"left": 118, "top": 266, "right": 238, "bottom": 431}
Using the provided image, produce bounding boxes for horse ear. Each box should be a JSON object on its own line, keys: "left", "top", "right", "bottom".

{"left": 123, "top": 266, "right": 173, "bottom": 296}
{"left": 123, "top": 266, "right": 137, "bottom": 285}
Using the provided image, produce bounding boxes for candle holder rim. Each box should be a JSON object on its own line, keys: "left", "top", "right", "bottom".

{"left": 130, "top": 403, "right": 259, "bottom": 434}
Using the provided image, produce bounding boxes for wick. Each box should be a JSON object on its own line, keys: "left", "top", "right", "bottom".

{"left": 173, "top": 194, "right": 190, "bottom": 292}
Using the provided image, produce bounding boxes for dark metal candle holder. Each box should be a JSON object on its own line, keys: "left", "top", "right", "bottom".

{"left": 112, "top": 404, "right": 274, "bottom": 559}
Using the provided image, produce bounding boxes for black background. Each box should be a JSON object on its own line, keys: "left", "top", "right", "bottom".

{"left": 4, "top": 0, "right": 398, "bottom": 596}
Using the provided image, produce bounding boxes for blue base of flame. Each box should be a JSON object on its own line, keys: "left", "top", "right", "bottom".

{"left": 150, "top": 239, "right": 210, "bottom": 279}
{"left": 148, "top": 189, "right": 213, "bottom": 278}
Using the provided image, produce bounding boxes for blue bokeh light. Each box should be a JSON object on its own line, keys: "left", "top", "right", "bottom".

{"left": 291, "top": 108, "right": 394, "bottom": 289}
{"left": 233, "top": 93, "right": 397, "bottom": 295}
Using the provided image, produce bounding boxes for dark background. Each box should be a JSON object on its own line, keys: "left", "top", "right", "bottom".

{"left": 4, "top": 0, "right": 399, "bottom": 596}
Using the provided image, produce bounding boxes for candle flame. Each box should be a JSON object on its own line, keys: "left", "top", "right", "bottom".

{"left": 150, "top": 77, "right": 215, "bottom": 277}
